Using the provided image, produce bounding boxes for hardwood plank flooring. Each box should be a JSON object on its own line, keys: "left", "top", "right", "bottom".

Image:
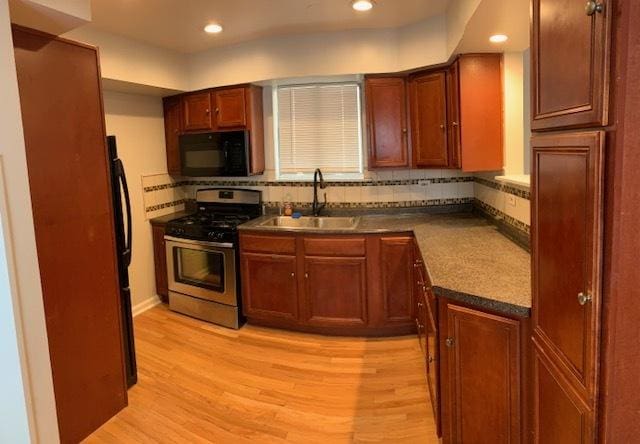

{"left": 84, "top": 305, "right": 437, "bottom": 443}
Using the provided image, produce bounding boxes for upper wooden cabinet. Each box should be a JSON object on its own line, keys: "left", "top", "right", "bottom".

{"left": 162, "top": 96, "right": 182, "bottom": 176}
{"left": 182, "top": 91, "right": 213, "bottom": 131}
{"left": 214, "top": 87, "right": 247, "bottom": 128}
{"left": 440, "top": 302, "right": 522, "bottom": 444}
{"left": 365, "top": 77, "right": 410, "bottom": 168}
{"left": 409, "top": 71, "right": 449, "bottom": 168}
{"left": 163, "top": 84, "right": 265, "bottom": 176}
{"left": 531, "top": 0, "right": 611, "bottom": 131}
{"left": 365, "top": 53, "right": 503, "bottom": 172}
{"left": 456, "top": 54, "right": 504, "bottom": 172}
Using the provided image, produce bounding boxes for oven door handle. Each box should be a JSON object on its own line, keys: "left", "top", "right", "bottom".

{"left": 164, "top": 236, "right": 234, "bottom": 249}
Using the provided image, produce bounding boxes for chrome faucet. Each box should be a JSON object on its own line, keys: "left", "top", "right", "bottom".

{"left": 312, "top": 168, "right": 327, "bottom": 217}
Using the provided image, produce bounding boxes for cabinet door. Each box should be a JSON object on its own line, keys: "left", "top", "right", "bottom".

{"left": 303, "top": 256, "right": 367, "bottom": 326}
{"left": 380, "top": 237, "right": 415, "bottom": 324}
{"left": 214, "top": 87, "right": 247, "bottom": 128}
{"left": 534, "top": 347, "right": 594, "bottom": 444}
{"left": 183, "top": 91, "right": 212, "bottom": 131}
{"left": 531, "top": 0, "right": 611, "bottom": 130}
{"left": 152, "top": 225, "right": 168, "bottom": 302}
{"left": 163, "top": 97, "right": 182, "bottom": 175}
{"left": 241, "top": 253, "right": 298, "bottom": 320}
{"left": 409, "top": 72, "right": 448, "bottom": 168}
{"left": 446, "top": 62, "right": 461, "bottom": 169}
{"left": 365, "top": 77, "right": 410, "bottom": 168}
{"left": 425, "top": 296, "right": 440, "bottom": 436}
{"left": 531, "top": 132, "right": 603, "bottom": 415}
{"left": 441, "top": 304, "right": 521, "bottom": 444}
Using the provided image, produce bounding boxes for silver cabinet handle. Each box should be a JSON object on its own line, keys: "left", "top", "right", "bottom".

{"left": 578, "top": 292, "right": 592, "bottom": 306}
{"left": 305, "top": 272, "right": 309, "bottom": 279}
{"left": 445, "top": 337, "right": 455, "bottom": 348}
{"left": 290, "top": 272, "right": 295, "bottom": 278}
{"left": 452, "top": 121, "right": 459, "bottom": 127}
{"left": 417, "top": 302, "right": 423, "bottom": 308}
{"left": 585, "top": 1, "right": 604, "bottom": 15}
{"left": 428, "top": 356, "right": 434, "bottom": 363}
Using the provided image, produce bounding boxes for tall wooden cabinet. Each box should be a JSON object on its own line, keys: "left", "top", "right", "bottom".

{"left": 530, "top": 1, "right": 611, "bottom": 441}
{"left": 13, "top": 26, "right": 127, "bottom": 443}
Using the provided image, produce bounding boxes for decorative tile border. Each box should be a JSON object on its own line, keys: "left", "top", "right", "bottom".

{"left": 474, "top": 198, "right": 530, "bottom": 235}
{"left": 143, "top": 176, "right": 475, "bottom": 192}
{"left": 474, "top": 176, "right": 530, "bottom": 200}
{"left": 263, "top": 197, "right": 474, "bottom": 209}
{"left": 145, "top": 199, "right": 187, "bottom": 213}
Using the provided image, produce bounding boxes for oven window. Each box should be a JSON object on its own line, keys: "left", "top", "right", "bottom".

{"left": 173, "top": 246, "right": 225, "bottom": 292}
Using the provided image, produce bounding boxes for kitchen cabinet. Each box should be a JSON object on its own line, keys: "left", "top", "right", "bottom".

{"left": 446, "top": 61, "right": 461, "bottom": 169}
{"left": 409, "top": 71, "right": 449, "bottom": 168}
{"left": 455, "top": 54, "right": 504, "bottom": 172}
{"left": 531, "top": 131, "right": 604, "bottom": 440}
{"left": 151, "top": 224, "right": 168, "bottom": 302}
{"left": 302, "top": 256, "right": 367, "bottom": 327}
{"left": 182, "top": 91, "right": 213, "bottom": 131}
{"left": 440, "top": 302, "right": 522, "bottom": 444}
{"left": 163, "top": 96, "right": 182, "bottom": 176}
{"left": 241, "top": 252, "right": 298, "bottom": 321}
{"left": 163, "top": 84, "right": 265, "bottom": 176}
{"left": 239, "top": 232, "right": 416, "bottom": 335}
{"left": 214, "top": 87, "right": 247, "bottom": 128}
{"left": 380, "top": 236, "right": 415, "bottom": 324}
{"left": 365, "top": 77, "right": 410, "bottom": 168}
{"left": 531, "top": 0, "right": 611, "bottom": 131}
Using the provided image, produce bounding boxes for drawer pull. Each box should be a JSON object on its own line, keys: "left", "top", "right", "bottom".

{"left": 445, "top": 337, "right": 455, "bottom": 348}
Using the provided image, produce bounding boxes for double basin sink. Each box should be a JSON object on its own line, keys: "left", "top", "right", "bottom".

{"left": 259, "top": 216, "right": 361, "bottom": 230}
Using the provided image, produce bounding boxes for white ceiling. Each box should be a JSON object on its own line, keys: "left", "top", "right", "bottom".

{"left": 88, "top": 0, "right": 449, "bottom": 53}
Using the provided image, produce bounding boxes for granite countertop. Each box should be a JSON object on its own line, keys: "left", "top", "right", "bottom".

{"left": 240, "top": 213, "right": 531, "bottom": 317}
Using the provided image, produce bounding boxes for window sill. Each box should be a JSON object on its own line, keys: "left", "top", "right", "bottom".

{"left": 494, "top": 174, "right": 530, "bottom": 189}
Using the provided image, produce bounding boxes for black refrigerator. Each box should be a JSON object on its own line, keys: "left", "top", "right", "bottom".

{"left": 107, "top": 135, "right": 137, "bottom": 387}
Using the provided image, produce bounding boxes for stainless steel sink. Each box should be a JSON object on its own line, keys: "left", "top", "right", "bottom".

{"left": 259, "top": 216, "right": 360, "bottom": 230}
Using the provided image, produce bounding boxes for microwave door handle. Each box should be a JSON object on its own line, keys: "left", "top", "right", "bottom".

{"left": 115, "top": 158, "right": 133, "bottom": 267}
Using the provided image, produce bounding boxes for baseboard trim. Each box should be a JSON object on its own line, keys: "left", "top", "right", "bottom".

{"left": 132, "top": 295, "right": 162, "bottom": 317}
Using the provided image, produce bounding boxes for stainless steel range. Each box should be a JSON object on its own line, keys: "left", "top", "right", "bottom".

{"left": 164, "top": 188, "right": 262, "bottom": 328}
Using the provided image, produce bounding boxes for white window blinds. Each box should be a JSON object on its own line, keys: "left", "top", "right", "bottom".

{"left": 275, "top": 83, "right": 363, "bottom": 179}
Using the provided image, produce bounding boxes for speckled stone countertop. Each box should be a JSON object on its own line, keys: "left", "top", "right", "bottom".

{"left": 240, "top": 213, "right": 531, "bottom": 317}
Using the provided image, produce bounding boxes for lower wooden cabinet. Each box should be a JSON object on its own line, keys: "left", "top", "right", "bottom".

{"left": 303, "top": 256, "right": 367, "bottom": 326}
{"left": 239, "top": 232, "right": 416, "bottom": 335}
{"left": 151, "top": 224, "right": 168, "bottom": 302}
{"left": 241, "top": 253, "right": 298, "bottom": 321}
{"left": 439, "top": 301, "right": 524, "bottom": 444}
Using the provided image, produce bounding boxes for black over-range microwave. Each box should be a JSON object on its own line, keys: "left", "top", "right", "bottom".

{"left": 179, "top": 130, "right": 251, "bottom": 177}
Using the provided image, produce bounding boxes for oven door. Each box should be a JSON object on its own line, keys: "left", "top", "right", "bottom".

{"left": 165, "top": 236, "right": 237, "bottom": 306}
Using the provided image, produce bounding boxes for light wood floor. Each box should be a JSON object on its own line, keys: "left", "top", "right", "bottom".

{"left": 84, "top": 305, "right": 438, "bottom": 443}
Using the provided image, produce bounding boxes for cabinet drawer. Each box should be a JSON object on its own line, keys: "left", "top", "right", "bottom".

{"left": 303, "top": 237, "right": 366, "bottom": 257}
{"left": 240, "top": 233, "right": 296, "bottom": 255}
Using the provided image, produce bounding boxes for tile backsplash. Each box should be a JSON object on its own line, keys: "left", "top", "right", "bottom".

{"left": 142, "top": 169, "right": 474, "bottom": 218}
{"left": 142, "top": 169, "right": 532, "bottom": 241}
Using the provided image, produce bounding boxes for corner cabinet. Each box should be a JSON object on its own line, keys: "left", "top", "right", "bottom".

{"left": 531, "top": 0, "right": 611, "bottom": 131}
{"left": 365, "top": 77, "right": 410, "bottom": 169}
{"left": 364, "top": 53, "right": 503, "bottom": 172}
{"left": 239, "top": 231, "right": 416, "bottom": 336}
{"left": 162, "top": 84, "right": 265, "bottom": 176}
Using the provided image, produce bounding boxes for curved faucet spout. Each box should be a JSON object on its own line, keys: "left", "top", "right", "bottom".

{"left": 312, "top": 168, "right": 327, "bottom": 217}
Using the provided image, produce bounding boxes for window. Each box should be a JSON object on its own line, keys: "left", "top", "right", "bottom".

{"left": 274, "top": 82, "right": 364, "bottom": 180}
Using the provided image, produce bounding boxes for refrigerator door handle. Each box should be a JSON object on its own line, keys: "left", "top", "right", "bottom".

{"left": 115, "top": 158, "right": 133, "bottom": 267}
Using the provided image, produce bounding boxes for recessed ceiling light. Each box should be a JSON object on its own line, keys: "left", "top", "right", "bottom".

{"left": 352, "top": 0, "right": 375, "bottom": 12}
{"left": 489, "top": 34, "right": 508, "bottom": 43}
{"left": 204, "top": 23, "right": 223, "bottom": 34}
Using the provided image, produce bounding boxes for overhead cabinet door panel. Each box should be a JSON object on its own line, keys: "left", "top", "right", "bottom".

{"left": 410, "top": 72, "right": 448, "bottom": 168}
{"left": 531, "top": 0, "right": 611, "bottom": 130}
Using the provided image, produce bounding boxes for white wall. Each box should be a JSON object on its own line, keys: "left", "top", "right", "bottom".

{"left": 189, "top": 15, "right": 447, "bottom": 90}
{"left": 445, "top": 0, "right": 482, "bottom": 54}
{"left": 0, "top": 0, "right": 59, "bottom": 441}
{"left": 103, "top": 91, "right": 169, "bottom": 308}
{"left": 64, "top": 26, "right": 189, "bottom": 91}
